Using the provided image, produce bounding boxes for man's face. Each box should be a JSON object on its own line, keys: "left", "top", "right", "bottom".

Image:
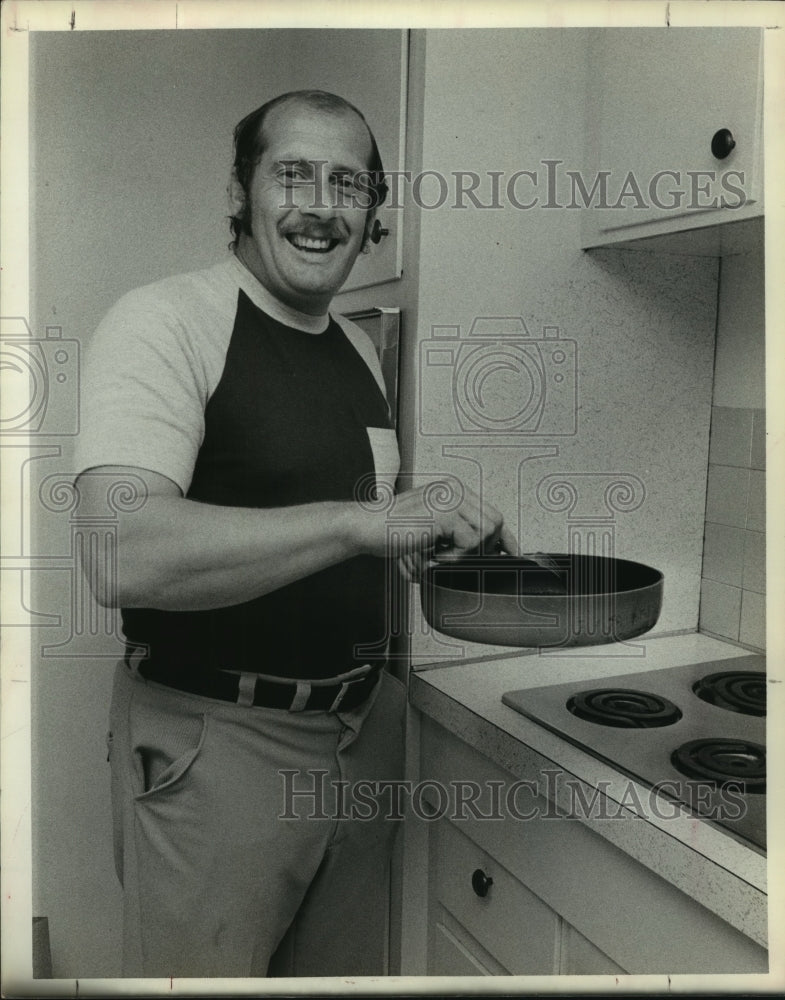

{"left": 234, "top": 102, "right": 373, "bottom": 315}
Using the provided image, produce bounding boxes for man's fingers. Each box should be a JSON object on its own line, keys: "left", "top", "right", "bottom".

{"left": 398, "top": 555, "right": 415, "bottom": 581}
{"left": 392, "top": 484, "right": 516, "bottom": 561}
{"left": 399, "top": 552, "right": 430, "bottom": 580}
{"left": 498, "top": 524, "right": 519, "bottom": 556}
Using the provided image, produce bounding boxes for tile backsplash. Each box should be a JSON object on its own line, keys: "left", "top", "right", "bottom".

{"left": 699, "top": 405, "right": 765, "bottom": 649}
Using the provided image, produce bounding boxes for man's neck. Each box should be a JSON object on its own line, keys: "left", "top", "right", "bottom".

{"left": 231, "top": 251, "right": 330, "bottom": 334}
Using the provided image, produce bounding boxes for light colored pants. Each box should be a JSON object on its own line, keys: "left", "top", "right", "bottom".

{"left": 107, "top": 660, "right": 406, "bottom": 978}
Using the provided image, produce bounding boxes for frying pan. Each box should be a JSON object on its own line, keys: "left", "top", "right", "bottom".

{"left": 420, "top": 553, "right": 663, "bottom": 648}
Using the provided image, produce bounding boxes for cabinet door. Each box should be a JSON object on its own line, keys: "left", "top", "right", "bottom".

{"left": 429, "top": 817, "right": 559, "bottom": 975}
{"left": 582, "top": 27, "right": 763, "bottom": 246}
{"left": 561, "top": 923, "right": 626, "bottom": 975}
{"left": 429, "top": 907, "right": 510, "bottom": 976}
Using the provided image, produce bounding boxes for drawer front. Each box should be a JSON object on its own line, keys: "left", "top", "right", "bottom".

{"left": 429, "top": 907, "right": 508, "bottom": 976}
{"left": 431, "top": 817, "right": 559, "bottom": 975}
{"left": 561, "top": 923, "right": 626, "bottom": 975}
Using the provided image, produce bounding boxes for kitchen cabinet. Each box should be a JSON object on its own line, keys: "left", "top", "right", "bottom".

{"left": 428, "top": 817, "right": 560, "bottom": 975}
{"left": 413, "top": 717, "right": 767, "bottom": 976}
{"left": 581, "top": 28, "right": 763, "bottom": 249}
{"left": 428, "top": 814, "right": 625, "bottom": 975}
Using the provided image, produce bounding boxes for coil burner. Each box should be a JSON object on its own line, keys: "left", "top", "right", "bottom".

{"left": 566, "top": 688, "right": 682, "bottom": 729}
{"left": 671, "top": 738, "right": 766, "bottom": 793}
{"left": 502, "top": 653, "right": 767, "bottom": 851}
{"left": 693, "top": 671, "right": 766, "bottom": 717}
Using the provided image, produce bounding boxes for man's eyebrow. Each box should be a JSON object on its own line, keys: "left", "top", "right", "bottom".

{"left": 274, "top": 156, "right": 365, "bottom": 174}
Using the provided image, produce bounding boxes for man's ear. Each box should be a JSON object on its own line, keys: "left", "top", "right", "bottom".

{"left": 227, "top": 170, "right": 246, "bottom": 217}
{"left": 362, "top": 209, "right": 377, "bottom": 252}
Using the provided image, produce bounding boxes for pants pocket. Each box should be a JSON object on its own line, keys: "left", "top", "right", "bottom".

{"left": 133, "top": 711, "right": 209, "bottom": 803}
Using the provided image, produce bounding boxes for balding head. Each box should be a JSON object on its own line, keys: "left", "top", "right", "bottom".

{"left": 229, "top": 90, "right": 388, "bottom": 250}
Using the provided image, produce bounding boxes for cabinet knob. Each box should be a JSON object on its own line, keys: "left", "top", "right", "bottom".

{"left": 711, "top": 128, "right": 736, "bottom": 160}
{"left": 471, "top": 868, "right": 494, "bottom": 898}
{"left": 369, "top": 219, "right": 390, "bottom": 244}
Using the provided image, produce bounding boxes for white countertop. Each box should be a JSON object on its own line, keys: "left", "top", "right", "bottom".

{"left": 409, "top": 632, "right": 768, "bottom": 948}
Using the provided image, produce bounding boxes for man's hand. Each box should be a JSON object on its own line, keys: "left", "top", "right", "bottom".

{"left": 75, "top": 468, "right": 517, "bottom": 608}
{"left": 354, "top": 483, "right": 518, "bottom": 581}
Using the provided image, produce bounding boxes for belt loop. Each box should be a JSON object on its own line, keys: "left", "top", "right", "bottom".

{"left": 124, "top": 644, "right": 145, "bottom": 677}
{"left": 237, "top": 673, "right": 257, "bottom": 707}
{"left": 289, "top": 681, "right": 311, "bottom": 713}
{"left": 329, "top": 682, "right": 351, "bottom": 713}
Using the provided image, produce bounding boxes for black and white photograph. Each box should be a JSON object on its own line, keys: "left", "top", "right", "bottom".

{"left": 1, "top": 0, "right": 783, "bottom": 995}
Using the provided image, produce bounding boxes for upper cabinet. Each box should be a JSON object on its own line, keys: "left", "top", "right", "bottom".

{"left": 581, "top": 28, "right": 763, "bottom": 249}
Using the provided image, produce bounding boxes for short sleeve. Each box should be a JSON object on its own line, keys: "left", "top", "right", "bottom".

{"left": 74, "top": 287, "right": 209, "bottom": 495}
{"left": 334, "top": 315, "right": 389, "bottom": 409}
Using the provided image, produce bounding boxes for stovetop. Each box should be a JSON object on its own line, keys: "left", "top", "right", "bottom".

{"left": 502, "top": 654, "right": 766, "bottom": 854}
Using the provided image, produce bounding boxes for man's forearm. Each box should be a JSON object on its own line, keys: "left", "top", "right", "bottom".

{"left": 111, "top": 495, "right": 362, "bottom": 611}
{"left": 76, "top": 465, "right": 510, "bottom": 612}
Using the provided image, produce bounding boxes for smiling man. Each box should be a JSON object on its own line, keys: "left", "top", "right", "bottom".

{"left": 230, "top": 94, "right": 374, "bottom": 313}
{"left": 74, "top": 91, "right": 512, "bottom": 979}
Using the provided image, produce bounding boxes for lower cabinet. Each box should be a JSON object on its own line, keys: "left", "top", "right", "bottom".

{"left": 428, "top": 817, "right": 559, "bottom": 974}
{"left": 417, "top": 717, "right": 768, "bottom": 976}
{"left": 428, "top": 816, "right": 623, "bottom": 975}
{"left": 430, "top": 909, "right": 509, "bottom": 976}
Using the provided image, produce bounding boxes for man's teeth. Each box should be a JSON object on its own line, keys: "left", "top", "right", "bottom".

{"left": 289, "top": 234, "right": 334, "bottom": 252}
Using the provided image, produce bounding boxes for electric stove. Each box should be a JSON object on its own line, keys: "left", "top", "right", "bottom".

{"left": 502, "top": 653, "right": 766, "bottom": 853}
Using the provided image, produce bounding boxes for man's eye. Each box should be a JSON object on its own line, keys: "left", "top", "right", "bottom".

{"left": 331, "top": 173, "right": 357, "bottom": 192}
{"left": 276, "top": 166, "right": 310, "bottom": 185}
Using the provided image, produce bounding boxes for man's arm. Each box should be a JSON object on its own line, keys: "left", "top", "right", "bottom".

{"left": 77, "top": 466, "right": 515, "bottom": 611}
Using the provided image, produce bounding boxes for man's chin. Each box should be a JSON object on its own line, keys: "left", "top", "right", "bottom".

{"left": 285, "top": 251, "right": 356, "bottom": 290}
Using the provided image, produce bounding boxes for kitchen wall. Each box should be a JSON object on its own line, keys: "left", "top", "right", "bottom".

{"left": 699, "top": 241, "right": 766, "bottom": 649}
{"left": 406, "top": 30, "right": 719, "bottom": 665}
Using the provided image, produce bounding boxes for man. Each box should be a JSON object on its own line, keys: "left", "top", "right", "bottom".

{"left": 75, "top": 90, "right": 513, "bottom": 978}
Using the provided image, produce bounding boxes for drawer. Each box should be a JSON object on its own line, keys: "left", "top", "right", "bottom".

{"left": 431, "top": 817, "right": 559, "bottom": 975}
{"left": 429, "top": 908, "right": 508, "bottom": 976}
{"left": 561, "top": 923, "right": 626, "bottom": 975}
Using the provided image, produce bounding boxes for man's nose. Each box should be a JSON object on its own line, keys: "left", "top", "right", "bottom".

{"left": 294, "top": 164, "right": 343, "bottom": 216}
